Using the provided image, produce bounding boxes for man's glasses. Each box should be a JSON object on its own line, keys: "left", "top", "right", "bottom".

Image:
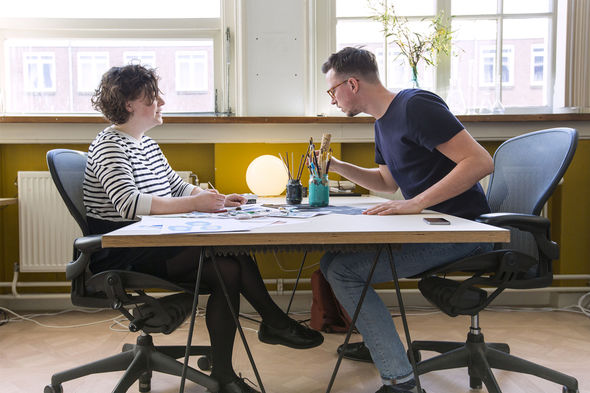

{"left": 326, "top": 79, "right": 349, "bottom": 99}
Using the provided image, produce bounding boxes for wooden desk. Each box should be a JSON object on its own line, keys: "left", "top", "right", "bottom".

{"left": 101, "top": 196, "right": 509, "bottom": 393}
{"left": 102, "top": 196, "right": 509, "bottom": 248}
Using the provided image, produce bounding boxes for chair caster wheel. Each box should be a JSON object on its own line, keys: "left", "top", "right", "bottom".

{"left": 407, "top": 348, "right": 421, "bottom": 363}
{"left": 563, "top": 387, "right": 579, "bottom": 393}
{"left": 44, "top": 384, "right": 63, "bottom": 393}
{"left": 197, "top": 355, "right": 212, "bottom": 371}
{"left": 469, "top": 376, "right": 482, "bottom": 390}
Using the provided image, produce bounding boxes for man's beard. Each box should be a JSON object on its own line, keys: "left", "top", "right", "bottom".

{"left": 346, "top": 109, "right": 360, "bottom": 117}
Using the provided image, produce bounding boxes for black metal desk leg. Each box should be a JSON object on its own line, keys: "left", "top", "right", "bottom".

{"left": 179, "top": 247, "right": 206, "bottom": 393}
{"left": 386, "top": 244, "right": 422, "bottom": 393}
{"left": 286, "top": 250, "right": 308, "bottom": 315}
{"left": 209, "top": 248, "right": 266, "bottom": 393}
{"left": 325, "top": 247, "right": 383, "bottom": 393}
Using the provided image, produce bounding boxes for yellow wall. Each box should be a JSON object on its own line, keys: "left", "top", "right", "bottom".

{"left": 1, "top": 139, "right": 589, "bottom": 290}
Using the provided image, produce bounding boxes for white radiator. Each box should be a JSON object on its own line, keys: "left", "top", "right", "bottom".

{"left": 18, "top": 171, "right": 81, "bottom": 272}
{"left": 17, "top": 170, "right": 195, "bottom": 273}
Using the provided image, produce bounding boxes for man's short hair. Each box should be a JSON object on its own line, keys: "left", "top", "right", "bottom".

{"left": 91, "top": 64, "right": 161, "bottom": 125}
{"left": 321, "top": 47, "right": 380, "bottom": 82}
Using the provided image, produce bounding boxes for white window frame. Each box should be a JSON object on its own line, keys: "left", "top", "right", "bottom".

{"left": 316, "top": 0, "right": 558, "bottom": 114}
{"left": 0, "top": 2, "right": 236, "bottom": 115}
{"left": 175, "top": 50, "right": 209, "bottom": 93}
{"left": 23, "top": 51, "right": 56, "bottom": 93}
{"left": 530, "top": 44, "right": 545, "bottom": 86}
{"left": 77, "top": 52, "right": 109, "bottom": 94}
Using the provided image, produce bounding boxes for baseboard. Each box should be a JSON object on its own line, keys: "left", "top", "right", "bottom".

{"left": 2, "top": 290, "right": 588, "bottom": 313}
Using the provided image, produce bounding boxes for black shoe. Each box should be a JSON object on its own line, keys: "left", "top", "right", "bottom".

{"left": 375, "top": 380, "right": 425, "bottom": 393}
{"left": 218, "top": 377, "right": 260, "bottom": 393}
{"left": 337, "top": 341, "right": 373, "bottom": 363}
{"left": 258, "top": 318, "right": 324, "bottom": 349}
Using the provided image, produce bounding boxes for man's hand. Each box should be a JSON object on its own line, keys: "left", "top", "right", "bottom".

{"left": 224, "top": 193, "right": 247, "bottom": 207}
{"left": 363, "top": 198, "right": 423, "bottom": 215}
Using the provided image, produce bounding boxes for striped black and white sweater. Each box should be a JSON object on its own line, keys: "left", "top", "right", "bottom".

{"left": 83, "top": 126, "right": 195, "bottom": 222}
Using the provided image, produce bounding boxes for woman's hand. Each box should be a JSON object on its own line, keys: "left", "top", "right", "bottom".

{"left": 224, "top": 193, "right": 247, "bottom": 207}
{"left": 192, "top": 189, "right": 226, "bottom": 212}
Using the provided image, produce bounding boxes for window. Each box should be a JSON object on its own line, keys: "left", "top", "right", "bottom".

{"left": 175, "top": 51, "right": 209, "bottom": 93}
{"left": 479, "top": 46, "right": 514, "bottom": 87}
{"left": 0, "top": 0, "right": 225, "bottom": 115}
{"left": 530, "top": 45, "right": 545, "bottom": 86}
{"left": 23, "top": 52, "right": 56, "bottom": 93}
{"left": 326, "top": 0, "right": 556, "bottom": 113}
{"left": 123, "top": 52, "right": 156, "bottom": 68}
{"left": 77, "top": 52, "right": 109, "bottom": 93}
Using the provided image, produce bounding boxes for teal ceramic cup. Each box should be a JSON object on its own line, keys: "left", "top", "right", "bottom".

{"left": 308, "top": 174, "right": 329, "bottom": 207}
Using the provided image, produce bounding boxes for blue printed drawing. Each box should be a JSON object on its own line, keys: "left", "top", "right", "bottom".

{"left": 167, "top": 220, "right": 222, "bottom": 232}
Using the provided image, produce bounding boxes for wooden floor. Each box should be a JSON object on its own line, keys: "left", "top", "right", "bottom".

{"left": 1, "top": 308, "right": 588, "bottom": 393}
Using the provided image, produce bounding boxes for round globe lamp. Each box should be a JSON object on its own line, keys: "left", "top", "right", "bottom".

{"left": 245, "top": 155, "right": 289, "bottom": 196}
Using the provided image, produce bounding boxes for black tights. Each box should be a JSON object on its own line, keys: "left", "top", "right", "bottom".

{"left": 166, "top": 248, "right": 291, "bottom": 384}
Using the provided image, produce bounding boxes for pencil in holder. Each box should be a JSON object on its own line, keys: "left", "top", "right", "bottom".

{"left": 286, "top": 178, "right": 303, "bottom": 205}
{"left": 308, "top": 174, "right": 329, "bottom": 207}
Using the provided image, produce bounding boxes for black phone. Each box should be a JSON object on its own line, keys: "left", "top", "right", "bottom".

{"left": 423, "top": 217, "right": 450, "bottom": 225}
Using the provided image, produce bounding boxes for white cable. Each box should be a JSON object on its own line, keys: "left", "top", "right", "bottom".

{"left": 0, "top": 306, "right": 120, "bottom": 329}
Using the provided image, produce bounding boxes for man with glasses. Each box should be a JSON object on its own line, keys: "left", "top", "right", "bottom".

{"left": 319, "top": 47, "right": 494, "bottom": 393}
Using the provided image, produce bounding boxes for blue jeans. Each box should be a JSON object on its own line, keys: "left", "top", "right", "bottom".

{"left": 320, "top": 242, "right": 493, "bottom": 381}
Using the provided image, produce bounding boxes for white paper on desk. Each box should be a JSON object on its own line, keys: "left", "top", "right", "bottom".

{"left": 140, "top": 216, "right": 277, "bottom": 234}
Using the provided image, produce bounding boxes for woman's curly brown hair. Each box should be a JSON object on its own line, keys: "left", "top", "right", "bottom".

{"left": 91, "top": 64, "right": 161, "bottom": 125}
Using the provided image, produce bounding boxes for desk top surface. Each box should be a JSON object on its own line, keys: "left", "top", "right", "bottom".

{"left": 101, "top": 196, "right": 509, "bottom": 248}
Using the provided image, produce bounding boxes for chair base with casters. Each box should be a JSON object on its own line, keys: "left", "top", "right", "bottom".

{"left": 45, "top": 333, "right": 214, "bottom": 393}
{"left": 410, "top": 314, "right": 579, "bottom": 393}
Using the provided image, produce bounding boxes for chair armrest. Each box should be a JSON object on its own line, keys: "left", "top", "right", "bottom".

{"left": 66, "top": 235, "right": 102, "bottom": 280}
{"left": 74, "top": 235, "right": 103, "bottom": 253}
{"left": 476, "top": 212, "right": 550, "bottom": 234}
{"left": 476, "top": 212, "right": 559, "bottom": 260}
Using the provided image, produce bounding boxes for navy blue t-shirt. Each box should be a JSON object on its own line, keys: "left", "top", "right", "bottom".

{"left": 374, "top": 89, "right": 490, "bottom": 220}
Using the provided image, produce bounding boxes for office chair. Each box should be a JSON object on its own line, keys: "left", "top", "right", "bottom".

{"left": 411, "top": 128, "right": 579, "bottom": 393}
{"left": 45, "top": 149, "right": 218, "bottom": 393}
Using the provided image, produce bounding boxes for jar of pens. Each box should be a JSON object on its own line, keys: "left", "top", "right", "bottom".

{"left": 307, "top": 133, "right": 332, "bottom": 207}
{"left": 280, "top": 151, "right": 305, "bottom": 205}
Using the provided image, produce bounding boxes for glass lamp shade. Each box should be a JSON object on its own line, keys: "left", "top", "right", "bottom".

{"left": 245, "top": 155, "right": 289, "bottom": 196}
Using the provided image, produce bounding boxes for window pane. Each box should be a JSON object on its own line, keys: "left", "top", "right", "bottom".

{"left": 4, "top": 39, "right": 215, "bottom": 114}
{"left": 336, "top": 19, "right": 385, "bottom": 79}
{"left": 452, "top": 0, "right": 497, "bottom": 15}
{"left": 504, "top": 0, "right": 552, "bottom": 14}
{"left": 389, "top": 0, "right": 435, "bottom": 16}
{"left": 336, "top": 0, "right": 374, "bottom": 17}
{"left": 3, "top": 0, "right": 220, "bottom": 18}
{"left": 450, "top": 20, "right": 498, "bottom": 113}
{"left": 502, "top": 18, "right": 550, "bottom": 107}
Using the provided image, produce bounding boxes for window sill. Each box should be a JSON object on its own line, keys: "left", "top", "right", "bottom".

{"left": 1, "top": 113, "right": 590, "bottom": 124}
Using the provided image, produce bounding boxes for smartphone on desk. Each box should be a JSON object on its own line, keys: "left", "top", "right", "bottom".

{"left": 423, "top": 217, "right": 450, "bottom": 225}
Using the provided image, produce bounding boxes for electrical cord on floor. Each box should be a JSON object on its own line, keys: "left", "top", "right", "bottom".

{"left": 0, "top": 306, "right": 119, "bottom": 329}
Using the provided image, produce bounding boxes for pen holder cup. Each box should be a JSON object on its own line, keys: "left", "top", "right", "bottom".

{"left": 308, "top": 174, "right": 329, "bottom": 207}
{"left": 286, "top": 179, "right": 303, "bottom": 205}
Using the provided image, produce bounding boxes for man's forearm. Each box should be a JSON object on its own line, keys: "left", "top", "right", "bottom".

{"left": 331, "top": 160, "right": 397, "bottom": 193}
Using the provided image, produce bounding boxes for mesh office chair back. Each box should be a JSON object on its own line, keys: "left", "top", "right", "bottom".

{"left": 486, "top": 127, "right": 578, "bottom": 259}
{"left": 46, "top": 149, "right": 90, "bottom": 236}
